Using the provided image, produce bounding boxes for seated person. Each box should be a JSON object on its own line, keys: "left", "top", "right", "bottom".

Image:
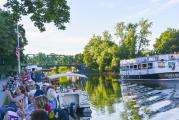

{"left": 47, "top": 88, "right": 59, "bottom": 109}
{"left": 0, "top": 86, "right": 26, "bottom": 120}
{"left": 26, "top": 95, "right": 51, "bottom": 119}
{"left": 34, "top": 95, "right": 51, "bottom": 113}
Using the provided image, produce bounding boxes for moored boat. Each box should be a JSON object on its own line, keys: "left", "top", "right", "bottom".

{"left": 120, "top": 53, "right": 179, "bottom": 80}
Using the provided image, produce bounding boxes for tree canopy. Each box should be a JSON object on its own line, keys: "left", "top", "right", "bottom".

{"left": 154, "top": 28, "right": 179, "bottom": 54}
{"left": 115, "top": 19, "right": 152, "bottom": 59}
{"left": 83, "top": 31, "right": 120, "bottom": 72}
{"left": 3, "top": 0, "right": 70, "bottom": 31}
{"left": 0, "top": 10, "right": 27, "bottom": 73}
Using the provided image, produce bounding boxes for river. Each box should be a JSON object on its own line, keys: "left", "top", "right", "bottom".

{"left": 85, "top": 75, "right": 123, "bottom": 120}
{"left": 55, "top": 74, "right": 179, "bottom": 120}
{"left": 55, "top": 74, "right": 123, "bottom": 120}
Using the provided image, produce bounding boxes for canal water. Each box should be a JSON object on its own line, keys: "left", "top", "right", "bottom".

{"left": 57, "top": 74, "right": 179, "bottom": 120}
{"left": 85, "top": 75, "right": 123, "bottom": 120}
{"left": 57, "top": 74, "right": 123, "bottom": 120}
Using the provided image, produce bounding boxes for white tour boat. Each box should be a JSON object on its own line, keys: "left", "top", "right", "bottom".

{"left": 120, "top": 53, "right": 179, "bottom": 80}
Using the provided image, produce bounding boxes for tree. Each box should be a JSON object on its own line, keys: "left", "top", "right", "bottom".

{"left": 102, "top": 31, "right": 112, "bottom": 41}
{"left": 83, "top": 35, "right": 102, "bottom": 71}
{"left": 118, "top": 23, "right": 138, "bottom": 59}
{"left": 115, "top": 22, "right": 126, "bottom": 45}
{"left": 0, "top": 10, "right": 27, "bottom": 73}
{"left": 115, "top": 19, "right": 152, "bottom": 59}
{"left": 3, "top": 0, "right": 70, "bottom": 31}
{"left": 154, "top": 28, "right": 179, "bottom": 54}
{"left": 75, "top": 53, "right": 84, "bottom": 64}
{"left": 137, "top": 19, "right": 152, "bottom": 55}
{"left": 83, "top": 33, "right": 120, "bottom": 72}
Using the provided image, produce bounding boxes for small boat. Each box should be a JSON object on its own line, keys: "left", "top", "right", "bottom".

{"left": 47, "top": 72, "right": 92, "bottom": 116}
{"left": 120, "top": 53, "right": 179, "bottom": 80}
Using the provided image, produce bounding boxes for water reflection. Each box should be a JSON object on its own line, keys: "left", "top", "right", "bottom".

{"left": 85, "top": 75, "right": 123, "bottom": 120}
{"left": 85, "top": 75, "right": 121, "bottom": 112}
{"left": 121, "top": 80, "right": 179, "bottom": 120}
{"left": 51, "top": 74, "right": 123, "bottom": 120}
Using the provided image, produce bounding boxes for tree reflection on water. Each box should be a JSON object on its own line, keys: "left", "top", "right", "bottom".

{"left": 85, "top": 75, "right": 121, "bottom": 114}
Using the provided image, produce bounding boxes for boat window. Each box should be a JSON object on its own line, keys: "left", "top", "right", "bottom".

{"left": 148, "top": 63, "right": 153, "bottom": 69}
{"left": 158, "top": 61, "right": 165, "bottom": 68}
{"left": 134, "top": 65, "right": 138, "bottom": 70}
{"left": 126, "top": 66, "right": 129, "bottom": 70}
{"left": 168, "top": 62, "right": 175, "bottom": 68}
{"left": 142, "top": 64, "right": 147, "bottom": 69}
{"left": 130, "top": 65, "right": 133, "bottom": 70}
{"left": 169, "top": 55, "right": 175, "bottom": 60}
{"left": 138, "top": 64, "right": 141, "bottom": 69}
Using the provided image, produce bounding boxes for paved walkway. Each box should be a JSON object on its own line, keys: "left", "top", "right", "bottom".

{"left": 0, "top": 79, "right": 6, "bottom": 106}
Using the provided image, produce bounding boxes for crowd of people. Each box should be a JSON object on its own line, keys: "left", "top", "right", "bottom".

{"left": 0, "top": 68, "right": 69, "bottom": 120}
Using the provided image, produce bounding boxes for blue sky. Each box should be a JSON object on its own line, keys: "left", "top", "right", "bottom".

{"left": 1, "top": 0, "right": 179, "bottom": 55}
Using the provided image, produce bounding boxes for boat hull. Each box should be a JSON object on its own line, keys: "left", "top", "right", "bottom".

{"left": 121, "top": 72, "right": 179, "bottom": 80}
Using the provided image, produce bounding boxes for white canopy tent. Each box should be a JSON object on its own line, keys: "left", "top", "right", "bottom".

{"left": 47, "top": 72, "right": 88, "bottom": 80}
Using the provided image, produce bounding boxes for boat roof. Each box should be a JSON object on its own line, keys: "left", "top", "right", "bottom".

{"left": 120, "top": 53, "right": 179, "bottom": 65}
{"left": 47, "top": 72, "right": 88, "bottom": 79}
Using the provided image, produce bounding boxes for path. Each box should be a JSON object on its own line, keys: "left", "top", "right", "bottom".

{"left": 0, "top": 79, "right": 6, "bottom": 106}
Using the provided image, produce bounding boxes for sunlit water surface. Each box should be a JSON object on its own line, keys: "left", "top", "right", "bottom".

{"left": 52, "top": 73, "right": 179, "bottom": 120}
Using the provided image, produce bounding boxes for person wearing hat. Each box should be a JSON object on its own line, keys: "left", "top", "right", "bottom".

{"left": 34, "top": 84, "right": 45, "bottom": 98}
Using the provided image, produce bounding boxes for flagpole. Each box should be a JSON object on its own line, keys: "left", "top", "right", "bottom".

{"left": 17, "top": 23, "right": 21, "bottom": 75}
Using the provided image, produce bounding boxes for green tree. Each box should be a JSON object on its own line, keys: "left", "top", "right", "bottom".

{"left": 0, "top": 10, "right": 27, "bottom": 73}
{"left": 119, "top": 23, "right": 137, "bottom": 59}
{"left": 83, "top": 32, "right": 119, "bottom": 72}
{"left": 137, "top": 19, "right": 152, "bottom": 55}
{"left": 115, "top": 22, "right": 126, "bottom": 45}
{"left": 75, "top": 53, "right": 84, "bottom": 64}
{"left": 115, "top": 19, "right": 152, "bottom": 59}
{"left": 154, "top": 28, "right": 179, "bottom": 54}
{"left": 3, "top": 0, "right": 70, "bottom": 31}
{"left": 83, "top": 35, "right": 102, "bottom": 71}
{"left": 102, "top": 31, "right": 112, "bottom": 41}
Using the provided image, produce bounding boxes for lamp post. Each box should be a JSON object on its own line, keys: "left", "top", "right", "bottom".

{"left": 16, "top": 24, "right": 21, "bottom": 75}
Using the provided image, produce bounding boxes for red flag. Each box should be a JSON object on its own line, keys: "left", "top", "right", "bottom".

{"left": 16, "top": 47, "right": 19, "bottom": 58}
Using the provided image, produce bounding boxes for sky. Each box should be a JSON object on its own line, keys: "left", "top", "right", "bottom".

{"left": 0, "top": 0, "right": 179, "bottom": 55}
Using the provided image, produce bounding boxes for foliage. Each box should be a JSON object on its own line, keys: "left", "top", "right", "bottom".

{"left": 83, "top": 31, "right": 120, "bottom": 72}
{"left": 0, "top": 10, "right": 27, "bottom": 73}
{"left": 115, "top": 22, "right": 125, "bottom": 45}
{"left": 137, "top": 19, "right": 152, "bottom": 55}
{"left": 47, "top": 66, "right": 71, "bottom": 75}
{"left": 26, "top": 53, "right": 77, "bottom": 66}
{"left": 119, "top": 23, "right": 137, "bottom": 59}
{"left": 115, "top": 19, "right": 152, "bottom": 59}
{"left": 154, "top": 28, "right": 179, "bottom": 54}
{"left": 75, "top": 53, "right": 83, "bottom": 64}
{"left": 3, "top": 0, "right": 70, "bottom": 32}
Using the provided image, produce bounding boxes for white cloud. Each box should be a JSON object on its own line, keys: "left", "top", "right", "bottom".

{"left": 137, "top": 0, "right": 179, "bottom": 18}
{"left": 159, "top": 0, "right": 179, "bottom": 11}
